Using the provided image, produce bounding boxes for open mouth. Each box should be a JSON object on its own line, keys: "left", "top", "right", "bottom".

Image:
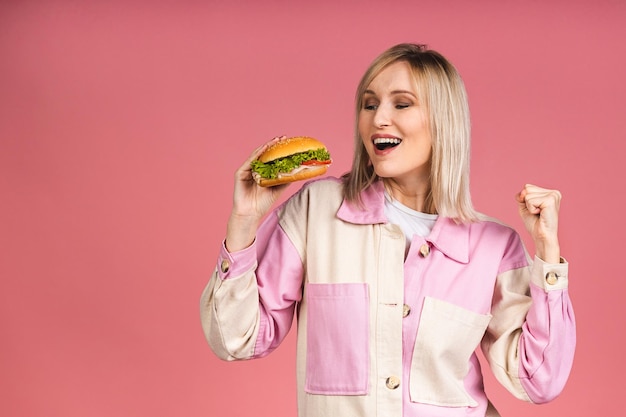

{"left": 374, "top": 137, "right": 402, "bottom": 151}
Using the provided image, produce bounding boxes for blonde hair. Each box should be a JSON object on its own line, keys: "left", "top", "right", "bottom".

{"left": 342, "top": 43, "right": 478, "bottom": 223}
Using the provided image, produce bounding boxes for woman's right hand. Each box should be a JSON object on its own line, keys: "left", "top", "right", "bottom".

{"left": 225, "top": 136, "right": 291, "bottom": 252}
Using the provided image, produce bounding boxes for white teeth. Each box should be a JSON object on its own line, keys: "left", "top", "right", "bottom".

{"left": 373, "top": 137, "right": 401, "bottom": 144}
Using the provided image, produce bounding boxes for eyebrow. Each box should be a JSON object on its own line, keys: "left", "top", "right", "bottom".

{"left": 363, "top": 89, "right": 418, "bottom": 98}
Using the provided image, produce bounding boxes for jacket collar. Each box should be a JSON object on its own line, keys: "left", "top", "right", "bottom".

{"left": 428, "top": 217, "right": 470, "bottom": 264}
{"left": 337, "top": 180, "right": 470, "bottom": 263}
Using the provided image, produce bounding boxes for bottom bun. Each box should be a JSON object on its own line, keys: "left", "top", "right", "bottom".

{"left": 257, "top": 165, "right": 328, "bottom": 187}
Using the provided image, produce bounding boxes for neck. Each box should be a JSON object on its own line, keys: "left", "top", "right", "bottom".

{"left": 384, "top": 179, "right": 434, "bottom": 213}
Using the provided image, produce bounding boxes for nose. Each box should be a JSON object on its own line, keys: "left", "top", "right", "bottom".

{"left": 374, "top": 104, "right": 391, "bottom": 127}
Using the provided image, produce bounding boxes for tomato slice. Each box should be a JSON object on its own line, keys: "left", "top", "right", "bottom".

{"left": 301, "top": 159, "right": 332, "bottom": 166}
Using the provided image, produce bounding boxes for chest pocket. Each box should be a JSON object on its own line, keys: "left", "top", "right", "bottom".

{"left": 410, "top": 296, "right": 492, "bottom": 407}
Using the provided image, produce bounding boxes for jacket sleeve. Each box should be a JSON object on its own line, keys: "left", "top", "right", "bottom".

{"left": 199, "top": 209, "right": 304, "bottom": 361}
{"left": 481, "top": 241, "right": 576, "bottom": 403}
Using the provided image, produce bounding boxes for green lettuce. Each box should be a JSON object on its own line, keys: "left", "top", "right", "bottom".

{"left": 251, "top": 148, "right": 331, "bottom": 179}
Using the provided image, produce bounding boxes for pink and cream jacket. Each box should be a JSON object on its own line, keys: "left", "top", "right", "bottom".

{"left": 200, "top": 177, "right": 576, "bottom": 417}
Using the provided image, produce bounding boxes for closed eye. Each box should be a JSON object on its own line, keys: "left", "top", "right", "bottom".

{"left": 363, "top": 102, "right": 378, "bottom": 111}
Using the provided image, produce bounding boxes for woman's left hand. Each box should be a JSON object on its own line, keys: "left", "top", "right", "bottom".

{"left": 516, "top": 184, "right": 562, "bottom": 263}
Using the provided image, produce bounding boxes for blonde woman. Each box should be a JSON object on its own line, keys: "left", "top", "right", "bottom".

{"left": 200, "top": 43, "right": 575, "bottom": 417}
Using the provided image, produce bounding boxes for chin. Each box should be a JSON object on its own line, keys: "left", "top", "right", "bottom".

{"left": 372, "top": 163, "right": 401, "bottom": 179}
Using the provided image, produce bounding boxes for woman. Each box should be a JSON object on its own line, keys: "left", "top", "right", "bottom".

{"left": 200, "top": 43, "right": 575, "bottom": 417}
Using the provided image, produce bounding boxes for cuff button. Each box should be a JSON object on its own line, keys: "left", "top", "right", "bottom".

{"left": 220, "top": 259, "right": 231, "bottom": 274}
{"left": 545, "top": 271, "right": 558, "bottom": 285}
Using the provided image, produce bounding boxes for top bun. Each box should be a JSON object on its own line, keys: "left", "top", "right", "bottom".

{"left": 259, "top": 136, "right": 327, "bottom": 163}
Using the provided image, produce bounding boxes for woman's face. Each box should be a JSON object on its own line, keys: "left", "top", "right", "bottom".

{"left": 358, "top": 61, "right": 432, "bottom": 187}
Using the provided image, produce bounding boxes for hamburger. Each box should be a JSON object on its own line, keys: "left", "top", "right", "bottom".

{"left": 251, "top": 136, "right": 332, "bottom": 187}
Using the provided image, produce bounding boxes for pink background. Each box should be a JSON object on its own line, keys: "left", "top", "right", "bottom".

{"left": 1, "top": 1, "right": 624, "bottom": 416}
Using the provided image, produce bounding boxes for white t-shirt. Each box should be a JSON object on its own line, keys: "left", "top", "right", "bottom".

{"left": 384, "top": 191, "right": 438, "bottom": 252}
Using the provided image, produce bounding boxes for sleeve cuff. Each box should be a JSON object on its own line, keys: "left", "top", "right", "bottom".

{"left": 217, "top": 239, "right": 257, "bottom": 280}
{"left": 531, "top": 255, "right": 569, "bottom": 291}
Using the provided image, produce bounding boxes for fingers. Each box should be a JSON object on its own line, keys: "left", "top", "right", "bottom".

{"left": 236, "top": 135, "right": 287, "bottom": 181}
{"left": 248, "top": 135, "right": 286, "bottom": 163}
{"left": 516, "top": 184, "right": 562, "bottom": 262}
{"left": 517, "top": 184, "right": 561, "bottom": 215}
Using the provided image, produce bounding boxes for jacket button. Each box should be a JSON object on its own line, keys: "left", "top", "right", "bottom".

{"left": 220, "top": 259, "right": 231, "bottom": 274}
{"left": 386, "top": 376, "right": 400, "bottom": 390}
{"left": 419, "top": 243, "right": 430, "bottom": 257}
{"left": 402, "top": 304, "right": 411, "bottom": 318}
{"left": 545, "top": 271, "right": 558, "bottom": 285}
